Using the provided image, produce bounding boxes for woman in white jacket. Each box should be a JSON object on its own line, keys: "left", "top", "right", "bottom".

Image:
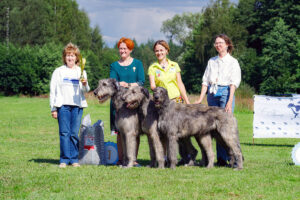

{"left": 50, "top": 43, "right": 90, "bottom": 168}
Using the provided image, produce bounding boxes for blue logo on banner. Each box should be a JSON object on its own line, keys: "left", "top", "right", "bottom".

{"left": 288, "top": 101, "right": 300, "bottom": 119}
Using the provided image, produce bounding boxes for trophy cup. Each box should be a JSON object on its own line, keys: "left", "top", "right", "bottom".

{"left": 79, "top": 55, "right": 86, "bottom": 81}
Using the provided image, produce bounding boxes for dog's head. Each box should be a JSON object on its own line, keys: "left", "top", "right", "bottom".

{"left": 93, "top": 78, "right": 119, "bottom": 103}
{"left": 153, "top": 87, "right": 169, "bottom": 108}
{"left": 122, "top": 86, "right": 149, "bottom": 109}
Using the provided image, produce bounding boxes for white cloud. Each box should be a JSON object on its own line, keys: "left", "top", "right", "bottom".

{"left": 76, "top": 0, "right": 219, "bottom": 47}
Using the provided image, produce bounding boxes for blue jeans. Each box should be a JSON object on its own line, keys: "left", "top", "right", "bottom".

{"left": 57, "top": 105, "right": 83, "bottom": 164}
{"left": 207, "top": 86, "right": 235, "bottom": 162}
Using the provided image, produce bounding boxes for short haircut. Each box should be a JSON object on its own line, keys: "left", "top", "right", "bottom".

{"left": 62, "top": 42, "right": 81, "bottom": 65}
{"left": 117, "top": 37, "right": 134, "bottom": 50}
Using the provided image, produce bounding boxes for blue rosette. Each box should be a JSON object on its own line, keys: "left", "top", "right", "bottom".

{"left": 291, "top": 142, "right": 300, "bottom": 166}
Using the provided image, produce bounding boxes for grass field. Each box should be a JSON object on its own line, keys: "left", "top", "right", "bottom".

{"left": 0, "top": 95, "right": 299, "bottom": 199}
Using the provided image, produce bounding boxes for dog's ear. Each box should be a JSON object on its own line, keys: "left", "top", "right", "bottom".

{"left": 111, "top": 78, "right": 120, "bottom": 91}
{"left": 141, "top": 87, "right": 149, "bottom": 98}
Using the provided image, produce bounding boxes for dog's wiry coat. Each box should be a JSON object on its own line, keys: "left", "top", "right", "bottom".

{"left": 121, "top": 86, "right": 165, "bottom": 168}
{"left": 153, "top": 87, "right": 243, "bottom": 169}
{"left": 94, "top": 78, "right": 140, "bottom": 167}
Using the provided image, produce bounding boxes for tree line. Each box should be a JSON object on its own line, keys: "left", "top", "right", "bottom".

{"left": 0, "top": 0, "right": 299, "bottom": 96}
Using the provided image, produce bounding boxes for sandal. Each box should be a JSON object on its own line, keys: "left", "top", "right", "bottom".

{"left": 72, "top": 163, "right": 80, "bottom": 167}
{"left": 59, "top": 163, "right": 67, "bottom": 168}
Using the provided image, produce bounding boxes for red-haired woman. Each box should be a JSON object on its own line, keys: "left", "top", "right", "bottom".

{"left": 194, "top": 34, "right": 241, "bottom": 166}
{"left": 110, "top": 37, "right": 145, "bottom": 166}
{"left": 50, "top": 42, "right": 90, "bottom": 168}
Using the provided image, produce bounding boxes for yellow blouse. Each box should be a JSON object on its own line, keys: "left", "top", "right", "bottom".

{"left": 148, "top": 59, "right": 181, "bottom": 99}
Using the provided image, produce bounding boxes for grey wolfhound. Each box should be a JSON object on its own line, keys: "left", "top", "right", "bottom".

{"left": 93, "top": 78, "right": 139, "bottom": 167}
{"left": 121, "top": 86, "right": 165, "bottom": 168}
{"left": 93, "top": 78, "right": 163, "bottom": 168}
{"left": 153, "top": 87, "right": 243, "bottom": 170}
{"left": 122, "top": 86, "right": 199, "bottom": 167}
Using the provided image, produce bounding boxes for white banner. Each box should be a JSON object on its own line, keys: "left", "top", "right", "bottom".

{"left": 253, "top": 95, "right": 300, "bottom": 138}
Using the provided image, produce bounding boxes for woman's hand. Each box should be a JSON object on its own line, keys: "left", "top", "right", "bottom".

{"left": 225, "top": 102, "right": 232, "bottom": 113}
{"left": 193, "top": 100, "right": 202, "bottom": 104}
{"left": 119, "top": 81, "right": 128, "bottom": 87}
{"left": 81, "top": 78, "right": 87, "bottom": 86}
{"left": 51, "top": 111, "right": 58, "bottom": 119}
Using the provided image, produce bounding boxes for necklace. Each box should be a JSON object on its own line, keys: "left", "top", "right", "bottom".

{"left": 160, "top": 61, "right": 168, "bottom": 70}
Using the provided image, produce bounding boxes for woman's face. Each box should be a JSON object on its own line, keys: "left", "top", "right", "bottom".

{"left": 214, "top": 37, "right": 228, "bottom": 55}
{"left": 65, "top": 52, "right": 76, "bottom": 68}
{"left": 154, "top": 44, "right": 168, "bottom": 61}
{"left": 119, "top": 42, "right": 132, "bottom": 60}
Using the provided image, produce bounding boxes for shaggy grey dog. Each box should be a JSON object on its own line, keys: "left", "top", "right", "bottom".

{"left": 93, "top": 78, "right": 140, "bottom": 168}
{"left": 122, "top": 86, "right": 199, "bottom": 167}
{"left": 153, "top": 87, "right": 243, "bottom": 170}
{"left": 121, "top": 86, "right": 165, "bottom": 168}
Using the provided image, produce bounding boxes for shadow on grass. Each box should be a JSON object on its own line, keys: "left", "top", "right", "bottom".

{"left": 241, "top": 142, "right": 294, "bottom": 147}
{"left": 29, "top": 158, "right": 59, "bottom": 165}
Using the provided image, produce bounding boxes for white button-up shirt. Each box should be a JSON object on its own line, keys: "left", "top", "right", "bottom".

{"left": 202, "top": 53, "right": 241, "bottom": 93}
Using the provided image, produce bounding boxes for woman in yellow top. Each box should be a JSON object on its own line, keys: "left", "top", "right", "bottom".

{"left": 148, "top": 40, "right": 197, "bottom": 166}
{"left": 149, "top": 40, "right": 190, "bottom": 104}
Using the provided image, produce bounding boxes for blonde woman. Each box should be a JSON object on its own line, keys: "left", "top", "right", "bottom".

{"left": 50, "top": 43, "right": 90, "bottom": 168}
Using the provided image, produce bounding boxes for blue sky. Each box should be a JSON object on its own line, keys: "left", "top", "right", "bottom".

{"left": 76, "top": 0, "right": 238, "bottom": 47}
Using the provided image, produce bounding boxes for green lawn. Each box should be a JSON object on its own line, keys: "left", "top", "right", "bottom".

{"left": 0, "top": 96, "right": 299, "bottom": 200}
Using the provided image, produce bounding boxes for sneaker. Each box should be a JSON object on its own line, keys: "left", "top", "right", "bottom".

{"left": 72, "top": 163, "right": 80, "bottom": 167}
{"left": 59, "top": 163, "right": 67, "bottom": 168}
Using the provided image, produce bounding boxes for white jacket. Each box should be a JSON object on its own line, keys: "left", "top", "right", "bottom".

{"left": 50, "top": 65, "right": 90, "bottom": 112}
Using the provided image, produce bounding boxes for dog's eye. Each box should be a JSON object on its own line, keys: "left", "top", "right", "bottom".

{"left": 103, "top": 83, "right": 107, "bottom": 86}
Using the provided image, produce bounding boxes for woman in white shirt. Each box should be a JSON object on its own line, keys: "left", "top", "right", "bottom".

{"left": 194, "top": 34, "right": 241, "bottom": 166}
{"left": 50, "top": 43, "right": 90, "bottom": 168}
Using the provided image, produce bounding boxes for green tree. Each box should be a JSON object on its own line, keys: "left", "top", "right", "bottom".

{"left": 161, "top": 12, "right": 203, "bottom": 44}
{"left": 259, "top": 18, "right": 299, "bottom": 95}
{"left": 0, "top": 0, "right": 95, "bottom": 51}
{"left": 181, "top": 0, "right": 247, "bottom": 93}
{"left": 236, "top": 0, "right": 300, "bottom": 54}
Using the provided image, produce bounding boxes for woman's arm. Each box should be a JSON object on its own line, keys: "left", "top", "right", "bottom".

{"left": 176, "top": 72, "right": 190, "bottom": 104}
{"left": 225, "top": 84, "right": 236, "bottom": 113}
{"left": 136, "top": 60, "right": 145, "bottom": 86}
{"left": 194, "top": 84, "right": 208, "bottom": 104}
{"left": 109, "top": 63, "right": 129, "bottom": 87}
{"left": 81, "top": 70, "right": 90, "bottom": 92}
{"left": 50, "top": 69, "right": 58, "bottom": 113}
{"left": 149, "top": 75, "right": 156, "bottom": 90}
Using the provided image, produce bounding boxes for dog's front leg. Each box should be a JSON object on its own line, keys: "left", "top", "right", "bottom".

{"left": 125, "top": 132, "right": 136, "bottom": 168}
{"left": 149, "top": 132, "right": 165, "bottom": 169}
{"left": 120, "top": 132, "right": 127, "bottom": 166}
{"left": 146, "top": 135, "right": 156, "bottom": 168}
{"left": 168, "top": 134, "right": 178, "bottom": 169}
